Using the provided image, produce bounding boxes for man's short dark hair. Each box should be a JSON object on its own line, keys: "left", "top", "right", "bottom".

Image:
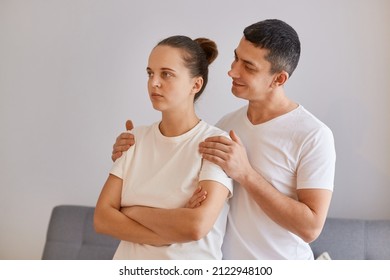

{"left": 244, "top": 19, "right": 301, "bottom": 77}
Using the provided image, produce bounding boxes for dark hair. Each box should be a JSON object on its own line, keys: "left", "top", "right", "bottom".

{"left": 244, "top": 19, "right": 300, "bottom": 77}
{"left": 157, "top": 35, "right": 218, "bottom": 102}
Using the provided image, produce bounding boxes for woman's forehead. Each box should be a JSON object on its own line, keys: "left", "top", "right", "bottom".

{"left": 148, "top": 45, "right": 186, "bottom": 69}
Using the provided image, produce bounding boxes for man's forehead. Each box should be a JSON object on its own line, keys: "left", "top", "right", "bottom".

{"left": 235, "top": 38, "right": 268, "bottom": 64}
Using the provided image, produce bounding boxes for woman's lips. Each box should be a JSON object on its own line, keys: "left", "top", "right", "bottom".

{"left": 150, "top": 92, "right": 163, "bottom": 98}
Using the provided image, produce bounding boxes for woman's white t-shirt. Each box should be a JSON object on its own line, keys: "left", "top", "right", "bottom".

{"left": 110, "top": 120, "right": 233, "bottom": 259}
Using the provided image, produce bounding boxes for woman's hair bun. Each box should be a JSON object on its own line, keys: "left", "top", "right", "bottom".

{"left": 194, "top": 38, "right": 218, "bottom": 65}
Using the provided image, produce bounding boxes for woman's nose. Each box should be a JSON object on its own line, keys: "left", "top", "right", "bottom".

{"left": 151, "top": 77, "right": 161, "bottom": 88}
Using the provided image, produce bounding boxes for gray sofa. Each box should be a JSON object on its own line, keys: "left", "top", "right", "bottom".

{"left": 41, "top": 205, "right": 390, "bottom": 260}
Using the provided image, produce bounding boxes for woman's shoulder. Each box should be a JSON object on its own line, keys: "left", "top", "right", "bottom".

{"left": 199, "top": 120, "right": 229, "bottom": 138}
{"left": 131, "top": 122, "right": 158, "bottom": 136}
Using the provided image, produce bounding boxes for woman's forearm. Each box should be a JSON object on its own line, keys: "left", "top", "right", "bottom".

{"left": 122, "top": 180, "right": 229, "bottom": 243}
{"left": 94, "top": 204, "right": 170, "bottom": 246}
{"left": 122, "top": 206, "right": 205, "bottom": 242}
{"left": 94, "top": 174, "right": 170, "bottom": 246}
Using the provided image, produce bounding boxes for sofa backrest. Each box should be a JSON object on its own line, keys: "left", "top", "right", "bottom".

{"left": 42, "top": 205, "right": 390, "bottom": 260}
{"left": 310, "top": 217, "right": 390, "bottom": 260}
{"left": 42, "top": 205, "right": 119, "bottom": 260}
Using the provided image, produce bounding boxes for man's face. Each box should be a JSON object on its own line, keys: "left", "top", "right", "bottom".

{"left": 228, "top": 37, "right": 277, "bottom": 101}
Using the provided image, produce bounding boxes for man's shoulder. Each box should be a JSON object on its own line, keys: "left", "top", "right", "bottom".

{"left": 296, "top": 106, "right": 333, "bottom": 134}
{"left": 216, "top": 105, "right": 247, "bottom": 129}
{"left": 292, "top": 106, "right": 334, "bottom": 148}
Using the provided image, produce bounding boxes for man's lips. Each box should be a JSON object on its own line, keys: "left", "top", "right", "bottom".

{"left": 232, "top": 80, "right": 245, "bottom": 87}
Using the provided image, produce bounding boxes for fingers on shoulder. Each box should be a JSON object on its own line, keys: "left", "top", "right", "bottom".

{"left": 120, "top": 132, "right": 135, "bottom": 140}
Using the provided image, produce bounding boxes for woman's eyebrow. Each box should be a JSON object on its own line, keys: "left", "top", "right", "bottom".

{"left": 146, "top": 67, "right": 176, "bottom": 72}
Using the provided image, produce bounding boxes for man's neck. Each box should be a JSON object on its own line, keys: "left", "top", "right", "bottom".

{"left": 247, "top": 93, "right": 298, "bottom": 125}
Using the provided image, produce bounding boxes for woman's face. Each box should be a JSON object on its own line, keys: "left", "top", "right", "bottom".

{"left": 146, "top": 45, "right": 199, "bottom": 112}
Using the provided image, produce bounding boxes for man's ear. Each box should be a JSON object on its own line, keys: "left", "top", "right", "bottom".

{"left": 191, "top": 77, "right": 204, "bottom": 94}
{"left": 273, "top": 71, "right": 289, "bottom": 87}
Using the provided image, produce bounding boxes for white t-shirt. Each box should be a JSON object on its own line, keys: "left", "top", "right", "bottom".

{"left": 219, "top": 105, "right": 336, "bottom": 259}
{"left": 110, "top": 120, "right": 233, "bottom": 260}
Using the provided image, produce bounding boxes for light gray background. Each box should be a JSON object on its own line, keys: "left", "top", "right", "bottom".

{"left": 1, "top": 0, "right": 389, "bottom": 259}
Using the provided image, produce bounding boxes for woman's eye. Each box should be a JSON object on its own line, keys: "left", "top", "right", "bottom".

{"left": 162, "top": 72, "right": 173, "bottom": 78}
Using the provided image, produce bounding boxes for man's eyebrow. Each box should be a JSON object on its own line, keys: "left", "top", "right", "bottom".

{"left": 234, "top": 50, "right": 256, "bottom": 67}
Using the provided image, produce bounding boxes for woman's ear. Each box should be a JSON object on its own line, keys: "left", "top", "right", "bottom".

{"left": 191, "top": 77, "right": 204, "bottom": 94}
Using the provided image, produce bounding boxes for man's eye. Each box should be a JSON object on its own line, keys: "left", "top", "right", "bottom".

{"left": 245, "top": 65, "right": 256, "bottom": 71}
{"left": 147, "top": 71, "right": 153, "bottom": 77}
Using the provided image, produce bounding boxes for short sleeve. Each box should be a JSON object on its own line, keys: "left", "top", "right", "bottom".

{"left": 297, "top": 125, "right": 336, "bottom": 191}
{"left": 199, "top": 159, "right": 233, "bottom": 198}
{"left": 110, "top": 145, "right": 135, "bottom": 180}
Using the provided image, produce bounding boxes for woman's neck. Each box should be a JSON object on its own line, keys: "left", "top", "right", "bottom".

{"left": 159, "top": 112, "right": 201, "bottom": 137}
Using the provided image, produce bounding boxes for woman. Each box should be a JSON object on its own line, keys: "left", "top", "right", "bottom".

{"left": 94, "top": 35, "right": 233, "bottom": 259}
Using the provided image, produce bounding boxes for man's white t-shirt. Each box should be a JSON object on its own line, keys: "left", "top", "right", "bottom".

{"left": 218, "top": 105, "right": 336, "bottom": 259}
{"left": 110, "top": 120, "right": 233, "bottom": 259}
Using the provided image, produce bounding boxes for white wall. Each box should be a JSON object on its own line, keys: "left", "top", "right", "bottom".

{"left": 1, "top": 0, "right": 389, "bottom": 259}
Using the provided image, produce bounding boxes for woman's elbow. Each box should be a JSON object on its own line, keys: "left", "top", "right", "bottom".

{"left": 188, "top": 229, "right": 205, "bottom": 241}
{"left": 300, "top": 225, "right": 323, "bottom": 243}
{"left": 186, "top": 219, "right": 212, "bottom": 241}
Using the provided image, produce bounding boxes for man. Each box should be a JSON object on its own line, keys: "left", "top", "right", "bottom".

{"left": 111, "top": 19, "right": 336, "bottom": 259}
